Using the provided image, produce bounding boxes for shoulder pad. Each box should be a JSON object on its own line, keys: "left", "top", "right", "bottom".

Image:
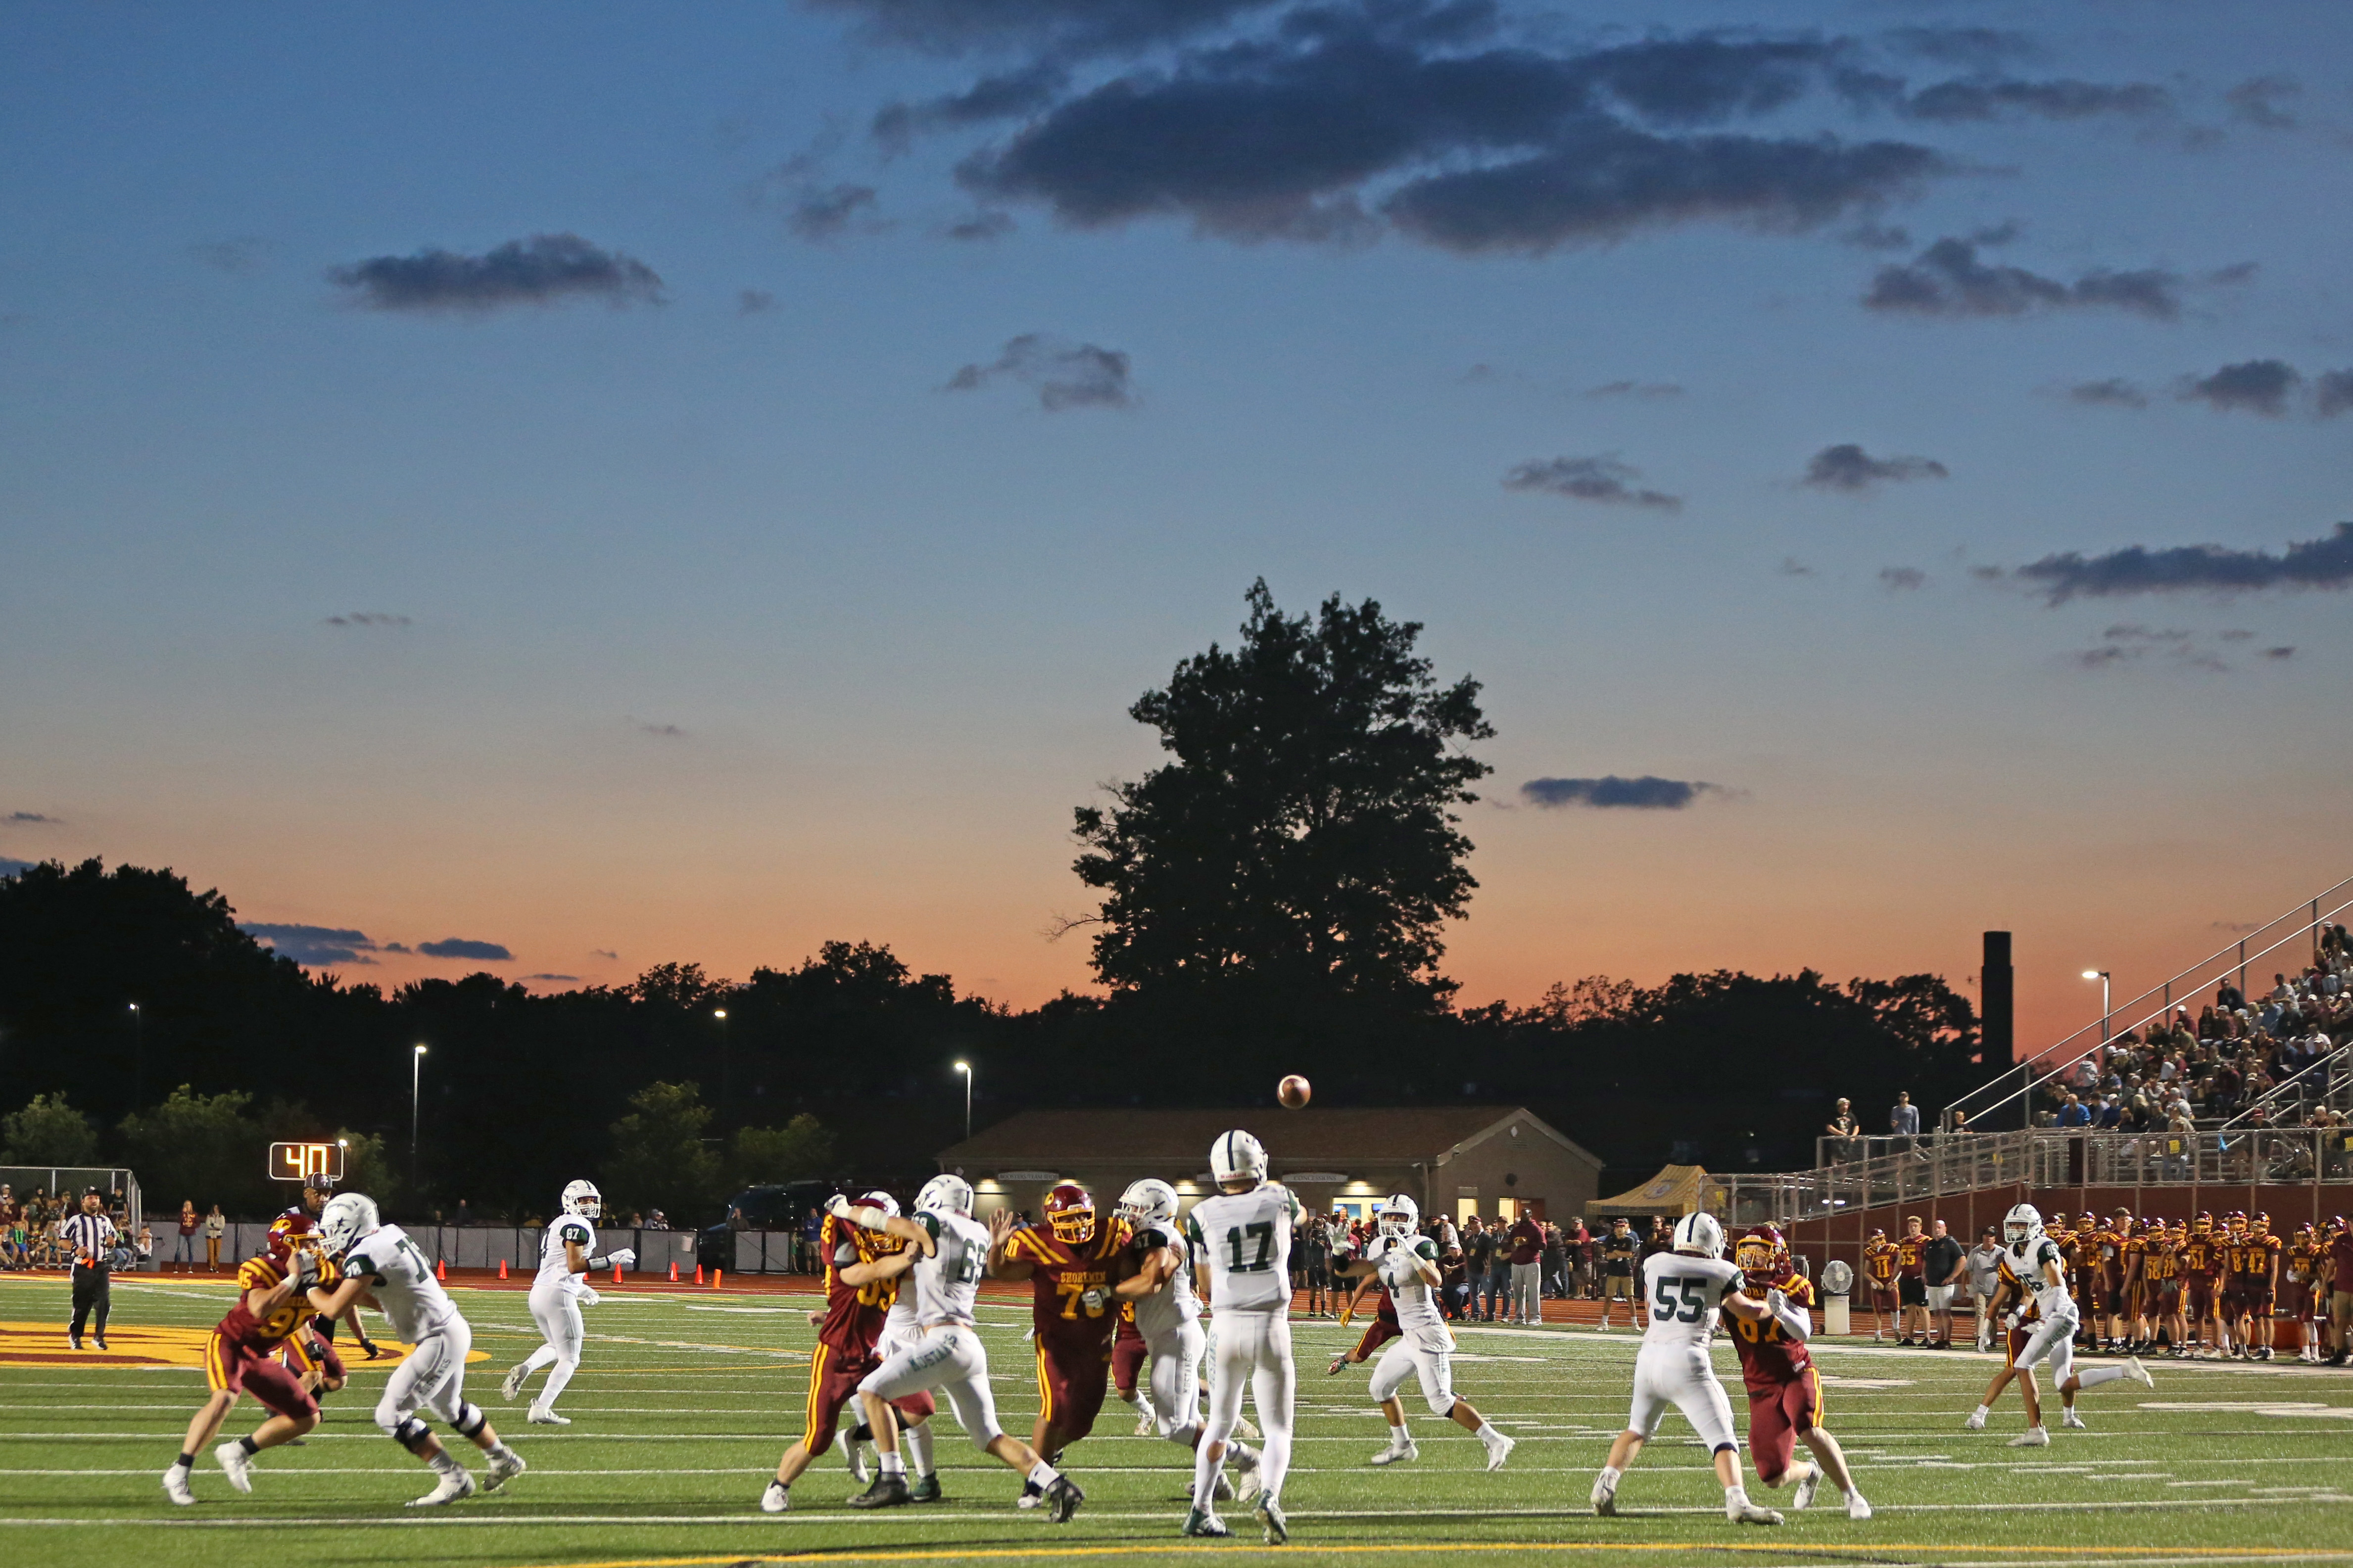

{"left": 1414, "top": 1237, "right": 1439, "bottom": 1261}
{"left": 915, "top": 1212, "right": 941, "bottom": 1242}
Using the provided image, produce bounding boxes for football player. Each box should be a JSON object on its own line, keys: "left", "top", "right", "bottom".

{"left": 269, "top": 1174, "right": 381, "bottom": 1364}
{"left": 307, "top": 1192, "right": 527, "bottom": 1506}
{"left": 1337, "top": 1194, "right": 1513, "bottom": 1472}
{"left": 2285, "top": 1224, "right": 2322, "bottom": 1362}
{"left": 993, "top": 1182, "right": 1133, "bottom": 1508}
{"left": 2179, "top": 1213, "right": 2222, "bottom": 1358}
{"left": 161, "top": 1231, "right": 336, "bottom": 1504}
{"left": 825, "top": 1178, "right": 1083, "bottom": 1520}
{"left": 502, "top": 1180, "right": 634, "bottom": 1425}
{"left": 1964, "top": 1204, "right": 2152, "bottom": 1446}
{"left": 2240, "top": 1213, "right": 2283, "bottom": 1361}
{"left": 1598, "top": 1217, "right": 1637, "bottom": 1328}
{"left": 1859, "top": 1230, "right": 1898, "bottom": 1341}
{"left": 1590, "top": 1211, "right": 1796, "bottom": 1526}
{"left": 1182, "top": 1130, "right": 1300, "bottom": 1544}
{"left": 1111, "top": 1306, "right": 1154, "bottom": 1433}
{"left": 1111, "top": 1179, "right": 1264, "bottom": 1495}
{"left": 1894, "top": 1217, "right": 1928, "bottom": 1346}
{"left": 1728, "top": 1226, "right": 1868, "bottom": 1519}
{"left": 761, "top": 1190, "right": 938, "bottom": 1512}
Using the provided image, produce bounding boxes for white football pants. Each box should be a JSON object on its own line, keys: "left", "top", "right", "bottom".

{"left": 1626, "top": 1342, "right": 1740, "bottom": 1453}
{"left": 1368, "top": 1324, "right": 1457, "bottom": 1417}
{"left": 520, "top": 1279, "right": 585, "bottom": 1408}
{"left": 2012, "top": 1312, "right": 2078, "bottom": 1388}
{"left": 859, "top": 1325, "right": 1002, "bottom": 1448}
{"left": 1195, "top": 1309, "right": 1294, "bottom": 1504}
{"left": 1148, "top": 1318, "right": 1206, "bottom": 1442}
{"left": 377, "top": 1319, "right": 474, "bottom": 1435}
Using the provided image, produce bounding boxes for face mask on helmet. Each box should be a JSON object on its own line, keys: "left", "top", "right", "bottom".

{"left": 1045, "top": 1184, "right": 1096, "bottom": 1245}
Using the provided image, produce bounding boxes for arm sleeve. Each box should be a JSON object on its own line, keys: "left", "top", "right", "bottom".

{"left": 915, "top": 1213, "right": 941, "bottom": 1243}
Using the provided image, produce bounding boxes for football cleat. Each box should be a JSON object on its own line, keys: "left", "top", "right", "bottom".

{"left": 1254, "top": 1493, "right": 1288, "bottom": 1545}
{"left": 527, "top": 1405, "right": 571, "bottom": 1425}
{"left": 2062, "top": 1408, "right": 2087, "bottom": 1429}
{"left": 1327, "top": 1352, "right": 1351, "bottom": 1376}
{"left": 1137, "top": 1409, "right": 1160, "bottom": 1435}
{"left": 482, "top": 1448, "right": 527, "bottom": 1493}
{"left": 1483, "top": 1431, "right": 1516, "bottom": 1472}
{"left": 1234, "top": 1415, "right": 1260, "bottom": 1440}
{"left": 2007, "top": 1426, "right": 2051, "bottom": 1447}
{"left": 213, "top": 1441, "right": 254, "bottom": 1495}
{"left": 1016, "top": 1481, "right": 1045, "bottom": 1510}
{"left": 162, "top": 1466, "right": 195, "bottom": 1507}
{"left": 1183, "top": 1506, "right": 1231, "bottom": 1537}
{"left": 1730, "top": 1500, "right": 1784, "bottom": 1526}
{"left": 1211, "top": 1470, "right": 1236, "bottom": 1501}
{"left": 2126, "top": 1355, "right": 2154, "bottom": 1388}
{"left": 408, "top": 1468, "right": 477, "bottom": 1507}
{"left": 847, "top": 1473, "right": 910, "bottom": 1509}
{"left": 1591, "top": 1472, "right": 1619, "bottom": 1516}
{"left": 760, "top": 1480, "right": 790, "bottom": 1514}
{"left": 1370, "top": 1439, "right": 1418, "bottom": 1467}
{"left": 1046, "top": 1474, "right": 1085, "bottom": 1523}
{"left": 1964, "top": 1409, "right": 1986, "bottom": 1430}
{"left": 846, "top": 1438, "right": 871, "bottom": 1484}
{"left": 501, "top": 1363, "right": 531, "bottom": 1402}
{"left": 1791, "top": 1464, "right": 1821, "bottom": 1511}
{"left": 908, "top": 1473, "right": 943, "bottom": 1503}
{"left": 1846, "top": 1490, "right": 1874, "bottom": 1520}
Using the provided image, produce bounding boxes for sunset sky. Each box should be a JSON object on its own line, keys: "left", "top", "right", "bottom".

{"left": 3, "top": 1, "right": 2348, "bottom": 1060}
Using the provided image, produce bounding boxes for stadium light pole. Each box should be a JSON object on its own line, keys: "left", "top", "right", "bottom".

{"left": 127, "top": 1002, "right": 143, "bottom": 1110}
{"left": 954, "top": 1060, "right": 972, "bottom": 1140}
{"left": 2082, "top": 970, "right": 2111, "bottom": 1046}
{"left": 410, "top": 1045, "right": 428, "bottom": 1187}
{"left": 713, "top": 1008, "right": 730, "bottom": 1129}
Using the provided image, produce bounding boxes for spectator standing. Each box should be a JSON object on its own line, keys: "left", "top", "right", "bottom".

{"left": 1507, "top": 1209, "right": 1544, "bottom": 1324}
{"left": 1825, "top": 1099, "right": 1860, "bottom": 1162}
{"left": 1540, "top": 1221, "right": 1568, "bottom": 1299}
{"left": 1300, "top": 1214, "right": 1334, "bottom": 1318}
{"left": 1462, "top": 1216, "right": 1495, "bottom": 1320}
{"left": 170, "top": 1202, "right": 198, "bottom": 1274}
{"left": 1889, "top": 1092, "right": 1921, "bottom": 1145}
{"left": 1922, "top": 1219, "right": 1966, "bottom": 1349}
{"left": 61, "top": 1189, "right": 117, "bottom": 1350}
{"left": 799, "top": 1205, "right": 821, "bottom": 1273}
{"left": 202, "top": 1204, "right": 225, "bottom": 1271}
{"left": 1486, "top": 1222, "right": 1515, "bottom": 1322}
{"left": 1965, "top": 1226, "right": 2005, "bottom": 1351}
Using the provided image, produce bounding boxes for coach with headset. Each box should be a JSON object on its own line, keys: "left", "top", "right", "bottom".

{"left": 62, "top": 1188, "right": 119, "bottom": 1350}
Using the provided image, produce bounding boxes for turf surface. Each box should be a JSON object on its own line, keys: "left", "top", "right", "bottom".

{"left": 3, "top": 1270, "right": 2349, "bottom": 1568}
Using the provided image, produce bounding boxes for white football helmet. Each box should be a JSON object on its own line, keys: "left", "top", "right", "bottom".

{"left": 561, "top": 1179, "right": 601, "bottom": 1220}
{"left": 860, "top": 1190, "right": 901, "bottom": 1219}
{"left": 1672, "top": 1210, "right": 1725, "bottom": 1259}
{"left": 1376, "top": 1193, "right": 1420, "bottom": 1240}
{"left": 914, "top": 1174, "right": 973, "bottom": 1217}
{"left": 2004, "top": 1202, "right": 2044, "bottom": 1254}
{"left": 1118, "top": 1178, "right": 1178, "bottom": 1232}
{"left": 317, "top": 1192, "right": 380, "bottom": 1259}
{"left": 1209, "top": 1129, "right": 1267, "bottom": 1186}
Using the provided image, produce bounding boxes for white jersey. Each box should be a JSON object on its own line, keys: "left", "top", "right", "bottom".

{"left": 1637, "top": 1251, "right": 1743, "bottom": 1349}
{"left": 1185, "top": 1182, "right": 1302, "bottom": 1313}
{"left": 1370, "top": 1233, "right": 1447, "bottom": 1333}
{"left": 536, "top": 1213, "right": 597, "bottom": 1293}
{"left": 341, "top": 1223, "right": 460, "bottom": 1342}
{"left": 1129, "top": 1219, "right": 1201, "bottom": 1344}
{"left": 2010, "top": 1234, "right": 2077, "bottom": 1323}
{"left": 907, "top": 1209, "right": 990, "bottom": 1328}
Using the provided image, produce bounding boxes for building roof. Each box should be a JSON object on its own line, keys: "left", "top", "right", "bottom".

{"left": 937, "top": 1106, "right": 1602, "bottom": 1174}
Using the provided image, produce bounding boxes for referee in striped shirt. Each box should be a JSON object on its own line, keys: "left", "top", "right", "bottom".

{"left": 63, "top": 1189, "right": 118, "bottom": 1350}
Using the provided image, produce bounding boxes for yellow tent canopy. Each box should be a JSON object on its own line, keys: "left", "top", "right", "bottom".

{"left": 1584, "top": 1164, "right": 1722, "bottom": 1221}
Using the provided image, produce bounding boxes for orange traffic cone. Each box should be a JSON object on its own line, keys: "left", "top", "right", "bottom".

{"left": 694, "top": 1264, "right": 705, "bottom": 1285}
{"left": 435, "top": 1258, "right": 447, "bottom": 1282}
{"left": 498, "top": 1259, "right": 508, "bottom": 1280}
{"left": 713, "top": 1269, "right": 723, "bottom": 1289}
{"left": 668, "top": 1260, "right": 678, "bottom": 1282}
{"left": 612, "top": 1262, "right": 623, "bottom": 1284}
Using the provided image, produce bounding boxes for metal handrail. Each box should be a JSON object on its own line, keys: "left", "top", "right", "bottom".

{"left": 1941, "top": 876, "right": 2353, "bottom": 1132}
{"left": 2219, "top": 1040, "right": 2353, "bottom": 1131}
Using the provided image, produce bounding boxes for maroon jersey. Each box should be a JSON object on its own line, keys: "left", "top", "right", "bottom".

{"left": 1003, "top": 1214, "right": 1132, "bottom": 1353}
{"left": 815, "top": 1211, "right": 899, "bottom": 1360}
{"left": 1729, "top": 1275, "right": 1815, "bottom": 1394}
{"left": 217, "top": 1249, "right": 335, "bottom": 1351}
{"left": 1895, "top": 1235, "right": 1925, "bottom": 1280}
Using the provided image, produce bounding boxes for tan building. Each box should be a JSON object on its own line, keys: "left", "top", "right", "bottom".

{"left": 935, "top": 1106, "right": 1603, "bottom": 1228}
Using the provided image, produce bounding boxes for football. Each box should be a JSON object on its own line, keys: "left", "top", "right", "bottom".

{"left": 1277, "top": 1073, "right": 1311, "bottom": 1109}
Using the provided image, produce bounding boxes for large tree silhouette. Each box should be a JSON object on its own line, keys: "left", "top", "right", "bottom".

{"left": 1072, "top": 581, "right": 1492, "bottom": 1013}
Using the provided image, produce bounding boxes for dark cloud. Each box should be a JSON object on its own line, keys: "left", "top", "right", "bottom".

{"left": 958, "top": 28, "right": 1945, "bottom": 253}
{"left": 593, "top": 948, "right": 620, "bottom": 960}
{"left": 738, "top": 289, "right": 777, "bottom": 315}
{"left": 635, "top": 719, "right": 687, "bottom": 738}
{"left": 875, "top": 62, "right": 1073, "bottom": 151}
{"left": 1882, "top": 27, "right": 2034, "bottom": 68}
{"left": 946, "top": 210, "right": 1019, "bottom": 241}
{"left": 945, "top": 333, "right": 1135, "bottom": 409}
{"left": 2226, "top": 75, "right": 2300, "bottom": 130}
{"left": 323, "top": 612, "right": 411, "bottom": 628}
{"left": 810, "top": 0, "right": 1287, "bottom": 58}
{"left": 2012, "top": 522, "right": 2353, "bottom": 604}
{"left": 190, "top": 237, "right": 272, "bottom": 274}
{"left": 418, "top": 937, "right": 514, "bottom": 961}
{"left": 1865, "top": 237, "right": 2182, "bottom": 320}
{"left": 1841, "top": 221, "right": 1913, "bottom": 251}
{"left": 2066, "top": 378, "right": 2148, "bottom": 410}
{"left": 522, "top": 973, "right": 581, "bottom": 983}
{"left": 1900, "top": 77, "right": 2169, "bottom": 123}
{"left": 1879, "top": 566, "right": 1927, "bottom": 591}
{"left": 1585, "top": 380, "right": 1683, "bottom": 399}
{"left": 1502, "top": 455, "right": 1680, "bottom": 511}
{"left": 5, "top": 811, "right": 58, "bottom": 824}
{"left": 381, "top": 943, "right": 413, "bottom": 953}
{"left": 242, "top": 922, "right": 379, "bottom": 967}
{"left": 2065, "top": 625, "right": 2234, "bottom": 673}
{"left": 2264, "top": 645, "right": 2296, "bottom": 660}
{"left": 2177, "top": 359, "right": 2301, "bottom": 417}
{"left": 327, "top": 234, "right": 665, "bottom": 313}
{"left": 1777, "top": 557, "right": 1814, "bottom": 576}
{"left": 0, "top": 858, "right": 34, "bottom": 879}
{"left": 789, "top": 184, "right": 884, "bottom": 241}
{"left": 2313, "top": 370, "right": 2353, "bottom": 419}
{"left": 1801, "top": 443, "right": 1949, "bottom": 491}
{"left": 1521, "top": 775, "right": 1721, "bottom": 809}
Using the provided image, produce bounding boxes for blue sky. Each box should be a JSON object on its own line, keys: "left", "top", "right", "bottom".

{"left": 3, "top": 0, "right": 2347, "bottom": 1044}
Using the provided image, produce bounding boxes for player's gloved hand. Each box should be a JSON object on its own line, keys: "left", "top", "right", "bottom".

{"left": 291, "top": 1249, "right": 323, "bottom": 1291}
{"left": 1081, "top": 1286, "right": 1109, "bottom": 1314}
{"left": 577, "top": 1286, "right": 602, "bottom": 1307}
{"left": 357, "top": 1334, "right": 383, "bottom": 1359}
{"left": 825, "top": 1194, "right": 854, "bottom": 1221}
{"left": 1765, "top": 1288, "right": 1786, "bottom": 1315}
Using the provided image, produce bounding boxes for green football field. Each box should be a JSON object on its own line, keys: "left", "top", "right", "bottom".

{"left": 3, "top": 1272, "right": 2349, "bottom": 1568}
